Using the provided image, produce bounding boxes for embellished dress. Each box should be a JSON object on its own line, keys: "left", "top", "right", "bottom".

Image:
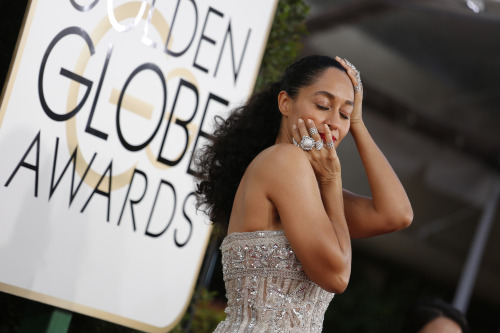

{"left": 213, "top": 230, "right": 334, "bottom": 333}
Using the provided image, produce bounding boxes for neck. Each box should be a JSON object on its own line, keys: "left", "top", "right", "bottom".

{"left": 275, "top": 120, "right": 291, "bottom": 145}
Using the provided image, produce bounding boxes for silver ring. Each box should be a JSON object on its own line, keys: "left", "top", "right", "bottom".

{"left": 344, "top": 58, "right": 357, "bottom": 71}
{"left": 315, "top": 140, "right": 324, "bottom": 151}
{"left": 300, "top": 136, "right": 315, "bottom": 151}
{"left": 309, "top": 127, "right": 318, "bottom": 136}
{"left": 344, "top": 58, "right": 363, "bottom": 92}
{"left": 326, "top": 141, "right": 335, "bottom": 149}
{"left": 292, "top": 138, "right": 299, "bottom": 147}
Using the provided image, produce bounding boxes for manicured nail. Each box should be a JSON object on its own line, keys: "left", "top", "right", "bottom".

{"left": 308, "top": 119, "right": 313, "bottom": 124}
{"left": 298, "top": 118, "right": 303, "bottom": 123}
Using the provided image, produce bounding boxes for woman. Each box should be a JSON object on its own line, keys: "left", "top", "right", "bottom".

{"left": 402, "top": 298, "right": 469, "bottom": 333}
{"left": 196, "top": 55, "right": 413, "bottom": 331}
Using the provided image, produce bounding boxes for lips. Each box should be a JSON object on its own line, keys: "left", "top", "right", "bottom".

{"left": 319, "top": 133, "right": 337, "bottom": 142}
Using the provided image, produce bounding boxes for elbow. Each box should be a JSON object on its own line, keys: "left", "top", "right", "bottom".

{"left": 387, "top": 206, "right": 413, "bottom": 232}
{"left": 318, "top": 259, "right": 351, "bottom": 294}
{"left": 321, "top": 269, "right": 350, "bottom": 294}
{"left": 397, "top": 207, "right": 414, "bottom": 230}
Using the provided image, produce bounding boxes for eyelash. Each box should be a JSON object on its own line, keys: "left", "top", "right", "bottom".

{"left": 316, "top": 104, "right": 329, "bottom": 111}
{"left": 315, "top": 104, "right": 350, "bottom": 120}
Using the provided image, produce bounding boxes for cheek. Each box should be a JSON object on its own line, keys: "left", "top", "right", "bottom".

{"left": 339, "top": 122, "right": 350, "bottom": 140}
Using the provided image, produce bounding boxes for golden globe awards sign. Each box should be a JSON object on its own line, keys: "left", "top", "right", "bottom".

{"left": 0, "top": 0, "right": 277, "bottom": 331}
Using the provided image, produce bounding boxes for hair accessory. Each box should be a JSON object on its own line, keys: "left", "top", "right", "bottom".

{"left": 309, "top": 127, "right": 318, "bottom": 136}
{"left": 315, "top": 140, "right": 324, "bottom": 151}
{"left": 343, "top": 58, "right": 362, "bottom": 92}
{"left": 300, "top": 136, "right": 315, "bottom": 151}
{"left": 326, "top": 141, "right": 335, "bottom": 149}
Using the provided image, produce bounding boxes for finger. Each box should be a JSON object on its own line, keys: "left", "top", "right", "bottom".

{"left": 292, "top": 124, "right": 301, "bottom": 146}
{"left": 324, "top": 124, "right": 336, "bottom": 150}
{"left": 307, "top": 119, "right": 321, "bottom": 142}
{"left": 335, "top": 56, "right": 349, "bottom": 72}
{"left": 297, "top": 118, "right": 309, "bottom": 138}
{"left": 335, "top": 56, "right": 362, "bottom": 93}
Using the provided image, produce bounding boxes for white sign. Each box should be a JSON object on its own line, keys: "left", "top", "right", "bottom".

{"left": 0, "top": 0, "right": 277, "bottom": 331}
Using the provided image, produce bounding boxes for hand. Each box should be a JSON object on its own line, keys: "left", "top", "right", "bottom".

{"left": 335, "top": 56, "right": 363, "bottom": 126}
{"left": 292, "top": 118, "right": 341, "bottom": 184}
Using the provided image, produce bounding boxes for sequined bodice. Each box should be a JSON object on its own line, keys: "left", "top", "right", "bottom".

{"left": 213, "top": 230, "right": 334, "bottom": 333}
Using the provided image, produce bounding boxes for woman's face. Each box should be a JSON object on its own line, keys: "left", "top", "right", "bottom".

{"left": 278, "top": 67, "right": 354, "bottom": 148}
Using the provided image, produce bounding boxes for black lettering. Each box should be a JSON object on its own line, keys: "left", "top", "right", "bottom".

{"left": 157, "top": 79, "right": 198, "bottom": 166}
{"left": 39, "top": 27, "right": 94, "bottom": 121}
{"left": 49, "top": 137, "right": 97, "bottom": 206}
{"left": 187, "top": 93, "right": 228, "bottom": 177}
{"left": 145, "top": 180, "right": 176, "bottom": 238}
{"left": 165, "top": 0, "right": 198, "bottom": 56}
{"left": 4, "top": 131, "right": 41, "bottom": 197}
{"left": 81, "top": 161, "right": 113, "bottom": 221}
{"left": 70, "top": 0, "right": 99, "bottom": 12}
{"left": 193, "top": 7, "right": 223, "bottom": 73}
{"left": 116, "top": 63, "right": 167, "bottom": 152}
{"left": 85, "top": 44, "right": 113, "bottom": 140}
{"left": 214, "top": 21, "right": 251, "bottom": 84}
{"left": 117, "top": 169, "right": 148, "bottom": 231}
{"left": 175, "top": 192, "right": 194, "bottom": 247}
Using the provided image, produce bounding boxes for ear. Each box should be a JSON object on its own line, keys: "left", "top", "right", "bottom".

{"left": 278, "top": 91, "right": 290, "bottom": 117}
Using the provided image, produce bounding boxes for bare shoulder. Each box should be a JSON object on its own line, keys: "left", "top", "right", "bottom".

{"left": 252, "top": 143, "right": 311, "bottom": 174}
{"left": 247, "top": 143, "right": 316, "bottom": 193}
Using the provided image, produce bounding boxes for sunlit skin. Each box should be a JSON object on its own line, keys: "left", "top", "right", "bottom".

{"left": 227, "top": 56, "right": 413, "bottom": 293}
{"left": 419, "top": 317, "right": 463, "bottom": 333}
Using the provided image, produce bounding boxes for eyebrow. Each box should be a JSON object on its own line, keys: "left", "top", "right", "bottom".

{"left": 314, "top": 90, "right": 354, "bottom": 106}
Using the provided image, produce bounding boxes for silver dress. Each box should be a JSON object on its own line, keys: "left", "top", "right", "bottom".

{"left": 213, "top": 230, "right": 334, "bottom": 333}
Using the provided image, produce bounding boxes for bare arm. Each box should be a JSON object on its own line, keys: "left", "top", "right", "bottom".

{"left": 344, "top": 121, "right": 413, "bottom": 238}
{"left": 337, "top": 56, "right": 413, "bottom": 238}
{"left": 260, "top": 144, "right": 351, "bottom": 293}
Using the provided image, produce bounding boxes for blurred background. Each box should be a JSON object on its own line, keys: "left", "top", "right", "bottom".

{"left": 1, "top": 0, "right": 499, "bottom": 332}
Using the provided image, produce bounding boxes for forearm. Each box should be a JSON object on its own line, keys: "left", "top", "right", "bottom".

{"left": 350, "top": 121, "right": 413, "bottom": 223}
{"left": 319, "top": 178, "right": 351, "bottom": 256}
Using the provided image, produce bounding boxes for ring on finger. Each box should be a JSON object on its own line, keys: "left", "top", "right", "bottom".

{"left": 326, "top": 141, "right": 335, "bottom": 149}
{"left": 315, "top": 140, "right": 324, "bottom": 151}
{"left": 292, "top": 138, "right": 299, "bottom": 147}
{"left": 309, "top": 127, "right": 318, "bottom": 136}
{"left": 300, "top": 136, "right": 315, "bottom": 151}
{"left": 344, "top": 58, "right": 362, "bottom": 92}
{"left": 344, "top": 58, "right": 357, "bottom": 71}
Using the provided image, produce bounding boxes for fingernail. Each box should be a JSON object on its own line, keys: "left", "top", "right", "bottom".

{"left": 308, "top": 119, "right": 313, "bottom": 124}
{"left": 293, "top": 124, "right": 297, "bottom": 130}
{"left": 298, "top": 118, "right": 303, "bottom": 123}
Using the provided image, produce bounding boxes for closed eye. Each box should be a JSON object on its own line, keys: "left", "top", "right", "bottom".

{"left": 316, "top": 104, "right": 329, "bottom": 110}
{"left": 340, "top": 112, "right": 349, "bottom": 120}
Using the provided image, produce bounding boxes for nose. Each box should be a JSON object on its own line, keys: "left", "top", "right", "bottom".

{"left": 325, "top": 112, "right": 340, "bottom": 131}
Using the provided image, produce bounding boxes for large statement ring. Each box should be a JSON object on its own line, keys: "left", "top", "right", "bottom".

{"left": 300, "top": 136, "right": 315, "bottom": 151}
{"left": 326, "top": 141, "right": 335, "bottom": 149}
{"left": 344, "top": 58, "right": 362, "bottom": 92}
{"left": 309, "top": 127, "right": 318, "bottom": 136}
{"left": 315, "top": 140, "right": 324, "bottom": 151}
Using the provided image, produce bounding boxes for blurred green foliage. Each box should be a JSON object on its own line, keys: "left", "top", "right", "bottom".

{"left": 172, "top": 288, "right": 226, "bottom": 332}
{"left": 254, "top": 0, "right": 309, "bottom": 92}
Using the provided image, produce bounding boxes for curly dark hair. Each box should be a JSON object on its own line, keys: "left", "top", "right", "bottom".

{"left": 195, "top": 55, "right": 347, "bottom": 232}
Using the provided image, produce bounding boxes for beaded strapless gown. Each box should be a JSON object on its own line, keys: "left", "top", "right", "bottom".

{"left": 213, "top": 230, "right": 334, "bottom": 333}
